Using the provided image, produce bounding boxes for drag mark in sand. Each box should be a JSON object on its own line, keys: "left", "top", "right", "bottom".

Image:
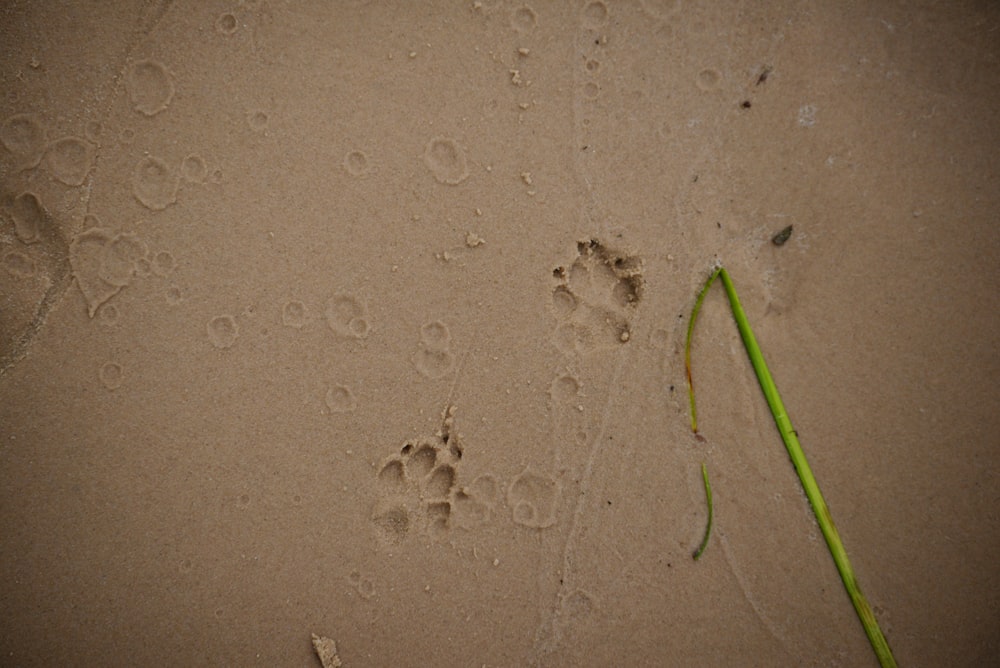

{"left": 532, "top": 346, "right": 630, "bottom": 660}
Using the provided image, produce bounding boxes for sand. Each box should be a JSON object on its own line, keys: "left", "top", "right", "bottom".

{"left": 1, "top": 1, "right": 998, "bottom": 666}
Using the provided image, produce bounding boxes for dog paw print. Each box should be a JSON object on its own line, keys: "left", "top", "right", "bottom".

{"left": 550, "top": 239, "right": 643, "bottom": 355}
{"left": 372, "top": 406, "right": 493, "bottom": 544}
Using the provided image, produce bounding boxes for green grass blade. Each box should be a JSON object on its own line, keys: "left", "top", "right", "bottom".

{"left": 684, "top": 266, "right": 723, "bottom": 434}
{"left": 685, "top": 266, "right": 898, "bottom": 668}
{"left": 693, "top": 462, "right": 713, "bottom": 560}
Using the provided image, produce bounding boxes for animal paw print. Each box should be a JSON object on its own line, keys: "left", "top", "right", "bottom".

{"left": 550, "top": 239, "right": 643, "bottom": 355}
{"left": 372, "top": 406, "right": 485, "bottom": 544}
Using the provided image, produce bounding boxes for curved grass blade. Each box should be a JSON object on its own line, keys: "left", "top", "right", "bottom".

{"left": 692, "top": 462, "right": 713, "bottom": 560}
{"left": 685, "top": 266, "right": 898, "bottom": 668}
{"left": 684, "top": 266, "right": 723, "bottom": 434}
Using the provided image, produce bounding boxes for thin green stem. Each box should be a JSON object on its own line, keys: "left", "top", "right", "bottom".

{"left": 693, "top": 462, "right": 713, "bottom": 560}
{"left": 685, "top": 266, "right": 897, "bottom": 668}
{"left": 684, "top": 266, "right": 722, "bottom": 434}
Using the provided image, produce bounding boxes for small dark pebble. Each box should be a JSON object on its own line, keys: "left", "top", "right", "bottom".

{"left": 772, "top": 224, "right": 793, "bottom": 246}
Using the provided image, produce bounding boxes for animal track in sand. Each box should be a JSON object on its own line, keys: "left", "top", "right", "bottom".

{"left": 550, "top": 239, "right": 643, "bottom": 355}
{"left": 371, "top": 406, "right": 497, "bottom": 545}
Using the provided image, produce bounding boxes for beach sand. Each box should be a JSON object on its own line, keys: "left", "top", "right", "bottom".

{"left": 1, "top": 1, "right": 998, "bottom": 665}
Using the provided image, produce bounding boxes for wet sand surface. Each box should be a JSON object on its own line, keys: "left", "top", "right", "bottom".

{"left": 1, "top": 1, "right": 998, "bottom": 666}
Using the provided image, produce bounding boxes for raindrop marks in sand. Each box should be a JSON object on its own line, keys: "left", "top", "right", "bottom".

{"left": 247, "top": 110, "right": 269, "bottom": 133}
{"left": 2, "top": 250, "right": 36, "bottom": 278}
{"left": 325, "top": 294, "right": 370, "bottom": 339}
{"left": 324, "top": 384, "right": 357, "bottom": 414}
{"left": 639, "top": 0, "right": 682, "bottom": 20}
{"left": 134, "top": 255, "right": 152, "bottom": 278}
{"left": 215, "top": 12, "right": 239, "bottom": 35}
{"left": 343, "top": 150, "right": 372, "bottom": 178}
{"left": 164, "top": 284, "right": 183, "bottom": 306}
{"left": 150, "top": 250, "right": 176, "bottom": 277}
{"left": 423, "top": 137, "right": 468, "bottom": 185}
{"left": 98, "top": 233, "right": 148, "bottom": 287}
{"left": 84, "top": 120, "right": 103, "bottom": 144}
{"left": 511, "top": 5, "right": 537, "bottom": 33}
{"left": 69, "top": 224, "right": 151, "bottom": 316}
{"left": 696, "top": 67, "right": 722, "bottom": 92}
{"left": 561, "top": 588, "right": 599, "bottom": 626}
{"left": 346, "top": 570, "right": 375, "bottom": 601}
{"left": 1, "top": 113, "right": 47, "bottom": 170}
{"left": 98, "top": 361, "right": 124, "bottom": 390}
{"left": 412, "top": 319, "right": 455, "bottom": 379}
{"left": 5, "top": 192, "right": 46, "bottom": 244}
{"left": 508, "top": 467, "right": 561, "bottom": 529}
{"left": 42, "top": 136, "right": 96, "bottom": 186}
{"left": 126, "top": 59, "right": 175, "bottom": 117}
{"left": 207, "top": 314, "right": 239, "bottom": 349}
{"left": 179, "top": 154, "right": 207, "bottom": 183}
{"left": 118, "top": 127, "right": 136, "bottom": 147}
{"left": 281, "top": 300, "right": 308, "bottom": 329}
{"left": 581, "top": 1, "right": 609, "bottom": 30}
{"left": 96, "top": 303, "right": 119, "bottom": 328}
{"left": 132, "top": 156, "right": 178, "bottom": 210}
{"left": 546, "top": 367, "right": 591, "bottom": 482}
{"left": 549, "top": 373, "right": 580, "bottom": 404}
{"left": 419, "top": 320, "right": 451, "bottom": 350}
